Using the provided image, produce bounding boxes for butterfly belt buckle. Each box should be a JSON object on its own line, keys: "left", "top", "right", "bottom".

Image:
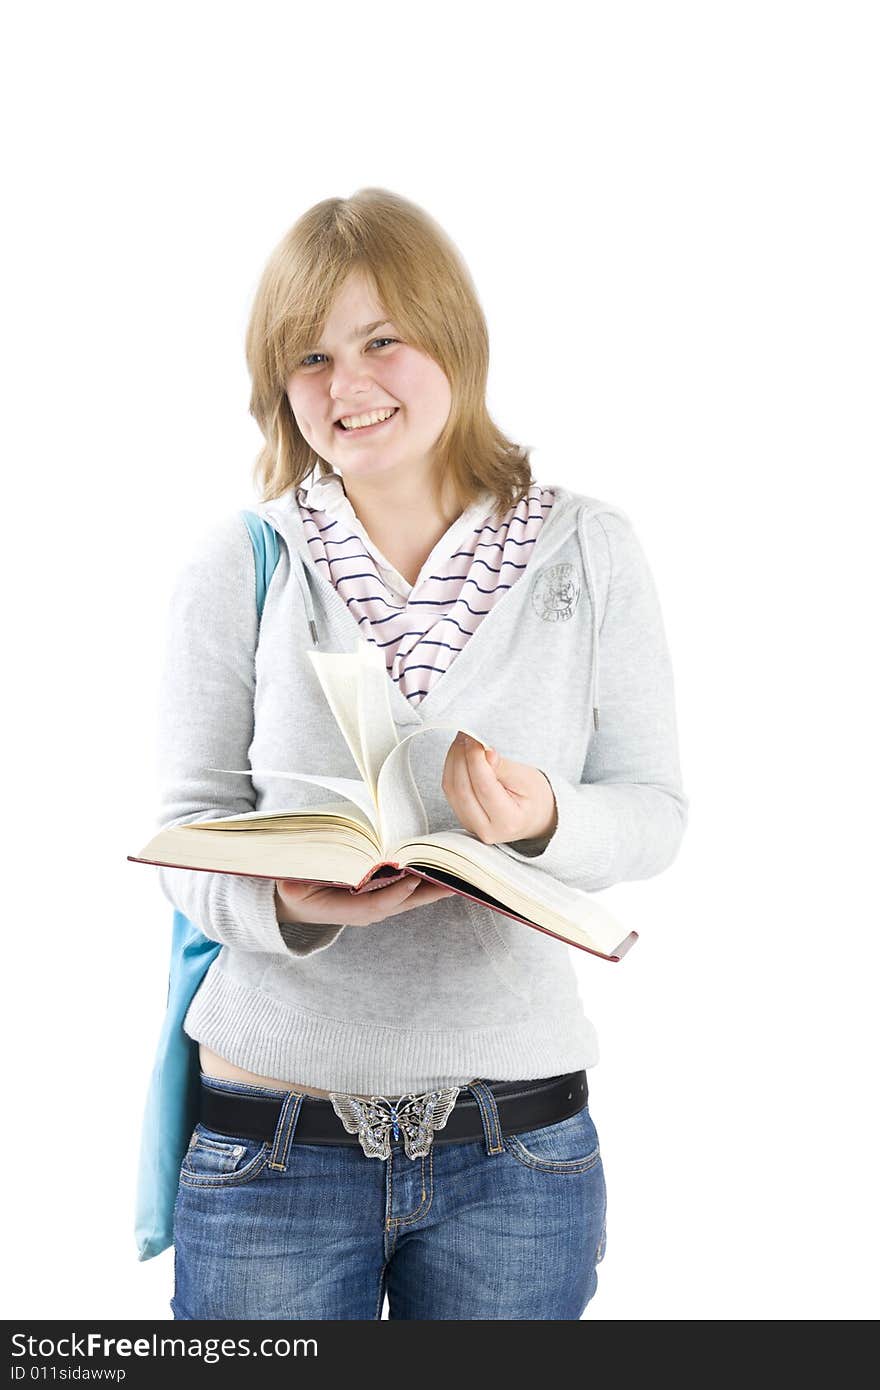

{"left": 328, "top": 1085, "right": 462, "bottom": 1160}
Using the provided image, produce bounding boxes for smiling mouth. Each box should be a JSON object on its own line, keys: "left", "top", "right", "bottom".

{"left": 335, "top": 407, "right": 400, "bottom": 433}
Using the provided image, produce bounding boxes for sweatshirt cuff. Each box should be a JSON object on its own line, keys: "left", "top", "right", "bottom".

{"left": 277, "top": 921, "right": 347, "bottom": 956}
{"left": 212, "top": 874, "right": 296, "bottom": 955}
{"left": 499, "top": 770, "right": 618, "bottom": 884}
{"left": 219, "top": 877, "right": 347, "bottom": 956}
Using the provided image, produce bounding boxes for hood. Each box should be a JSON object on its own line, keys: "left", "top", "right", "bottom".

{"left": 254, "top": 482, "right": 630, "bottom": 734}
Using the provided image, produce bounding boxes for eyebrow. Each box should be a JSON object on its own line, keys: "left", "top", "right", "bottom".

{"left": 349, "top": 319, "right": 392, "bottom": 341}
{"left": 308, "top": 319, "right": 393, "bottom": 351}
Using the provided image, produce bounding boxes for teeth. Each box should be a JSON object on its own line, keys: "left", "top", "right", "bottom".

{"left": 339, "top": 407, "right": 396, "bottom": 430}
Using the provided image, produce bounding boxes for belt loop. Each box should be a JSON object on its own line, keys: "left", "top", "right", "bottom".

{"left": 267, "top": 1090, "right": 304, "bottom": 1172}
{"left": 466, "top": 1079, "right": 505, "bottom": 1156}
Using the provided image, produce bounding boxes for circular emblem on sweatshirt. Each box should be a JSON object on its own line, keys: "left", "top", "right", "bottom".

{"left": 531, "top": 562, "right": 581, "bottom": 622}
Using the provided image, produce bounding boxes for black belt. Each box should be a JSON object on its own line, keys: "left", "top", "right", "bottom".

{"left": 200, "top": 1071, "right": 588, "bottom": 1149}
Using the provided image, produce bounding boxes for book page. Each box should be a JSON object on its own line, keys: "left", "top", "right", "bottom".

{"left": 303, "top": 644, "right": 401, "bottom": 807}
{"left": 304, "top": 649, "right": 369, "bottom": 784}
{"left": 376, "top": 718, "right": 498, "bottom": 850}
{"left": 216, "top": 651, "right": 496, "bottom": 854}
{"left": 208, "top": 768, "right": 380, "bottom": 833}
{"left": 186, "top": 799, "right": 378, "bottom": 839}
{"left": 354, "top": 640, "right": 402, "bottom": 799}
{"left": 305, "top": 647, "right": 493, "bottom": 851}
{"left": 396, "top": 828, "right": 629, "bottom": 958}
{"left": 132, "top": 821, "right": 376, "bottom": 883}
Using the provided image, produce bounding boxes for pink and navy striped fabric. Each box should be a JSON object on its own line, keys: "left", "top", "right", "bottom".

{"left": 296, "top": 474, "right": 556, "bottom": 706}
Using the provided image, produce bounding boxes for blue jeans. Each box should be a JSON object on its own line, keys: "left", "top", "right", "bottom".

{"left": 171, "top": 1074, "right": 608, "bottom": 1320}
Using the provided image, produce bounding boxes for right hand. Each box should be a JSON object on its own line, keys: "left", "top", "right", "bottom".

{"left": 274, "top": 873, "right": 456, "bottom": 928}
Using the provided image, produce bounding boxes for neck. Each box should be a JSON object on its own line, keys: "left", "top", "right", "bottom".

{"left": 340, "top": 467, "right": 466, "bottom": 588}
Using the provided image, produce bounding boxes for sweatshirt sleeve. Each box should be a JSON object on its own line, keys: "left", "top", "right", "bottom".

{"left": 154, "top": 511, "right": 345, "bottom": 958}
{"left": 500, "top": 509, "right": 688, "bottom": 891}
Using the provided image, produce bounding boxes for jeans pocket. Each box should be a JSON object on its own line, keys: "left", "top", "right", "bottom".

{"left": 179, "top": 1123, "right": 271, "bottom": 1188}
{"left": 504, "top": 1104, "right": 601, "bottom": 1173}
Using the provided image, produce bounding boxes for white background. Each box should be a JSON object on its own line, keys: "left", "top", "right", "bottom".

{"left": 3, "top": 0, "right": 877, "bottom": 1322}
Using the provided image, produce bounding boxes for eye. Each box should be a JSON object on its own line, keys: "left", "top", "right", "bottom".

{"left": 298, "top": 338, "right": 398, "bottom": 368}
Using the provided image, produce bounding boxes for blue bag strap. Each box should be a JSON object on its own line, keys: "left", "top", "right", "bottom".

{"left": 136, "top": 510, "right": 282, "bottom": 1263}
{"left": 240, "top": 510, "right": 280, "bottom": 621}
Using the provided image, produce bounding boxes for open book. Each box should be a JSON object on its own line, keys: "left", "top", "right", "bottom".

{"left": 130, "top": 641, "right": 637, "bottom": 962}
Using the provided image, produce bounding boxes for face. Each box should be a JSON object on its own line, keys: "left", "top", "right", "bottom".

{"left": 285, "top": 270, "right": 453, "bottom": 490}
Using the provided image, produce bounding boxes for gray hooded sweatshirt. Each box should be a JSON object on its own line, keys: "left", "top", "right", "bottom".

{"left": 155, "top": 482, "right": 688, "bottom": 1094}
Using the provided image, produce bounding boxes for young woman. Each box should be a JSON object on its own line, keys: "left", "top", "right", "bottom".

{"left": 158, "top": 188, "right": 688, "bottom": 1320}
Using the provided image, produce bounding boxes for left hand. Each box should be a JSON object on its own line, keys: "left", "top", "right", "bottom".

{"left": 441, "top": 732, "right": 558, "bottom": 847}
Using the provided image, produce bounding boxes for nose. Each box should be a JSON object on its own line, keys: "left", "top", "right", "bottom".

{"left": 330, "top": 364, "right": 375, "bottom": 405}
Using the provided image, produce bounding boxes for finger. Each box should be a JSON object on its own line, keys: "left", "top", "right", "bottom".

{"left": 366, "top": 874, "right": 421, "bottom": 901}
{"left": 463, "top": 735, "right": 514, "bottom": 826}
{"left": 359, "top": 873, "right": 417, "bottom": 893}
{"left": 441, "top": 733, "right": 467, "bottom": 798}
{"left": 305, "top": 875, "right": 420, "bottom": 925}
{"left": 453, "top": 735, "right": 514, "bottom": 841}
{"left": 359, "top": 877, "right": 452, "bottom": 923}
{"left": 447, "top": 737, "right": 492, "bottom": 838}
{"left": 276, "top": 877, "right": 329, "bottom": 904}
{"left": 387, "top": 880, "right": 457, "bottom": 916}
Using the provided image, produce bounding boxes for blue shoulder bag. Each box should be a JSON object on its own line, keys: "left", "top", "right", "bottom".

{"left": 135, "top": 511, "right": 280, "bottom": 1261}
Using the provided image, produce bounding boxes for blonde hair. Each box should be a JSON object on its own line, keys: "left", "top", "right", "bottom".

{"left": 244, "top": 188, "right": 534, "bottom": 518}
